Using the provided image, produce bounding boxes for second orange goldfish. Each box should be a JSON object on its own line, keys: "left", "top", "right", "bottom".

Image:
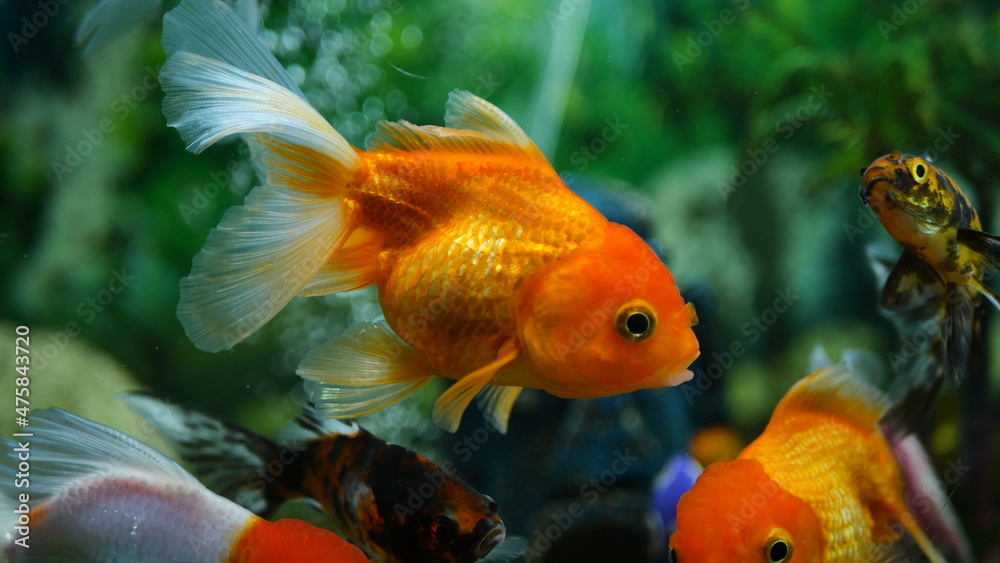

{"left": 161, "top": 0, "right": 699, "bottom": 432}
{"left": 669, "top": 359, "right": 951, "bottom": 562}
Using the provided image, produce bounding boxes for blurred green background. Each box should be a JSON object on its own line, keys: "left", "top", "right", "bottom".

{"left": 2, "top": 0, "right": 1000, "bottom": 557}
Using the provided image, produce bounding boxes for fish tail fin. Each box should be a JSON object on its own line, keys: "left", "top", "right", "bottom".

{"left": 277, "top": 402, "right": 363, "bottom": 444}
{"left": 882, "top": 282, "right": 976, "bottom": 438}
{"left": 121, "top": 392, "right": 291, "bottom": 518}
{"left": 0, "top": 408, "right": 204, "bottom": 510}
{"left": 298, "top": 321, "right": 436, "bottom": 422}
{"left": 162, "top": 0, "right": 372, "bottom": 352}
{"left": 893, "top": 435, "right": 975, "bottom": 563}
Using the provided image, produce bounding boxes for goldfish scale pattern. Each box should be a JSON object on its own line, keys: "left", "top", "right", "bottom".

{"left": 743, "top": 414, "right": 901, "bottom": 561}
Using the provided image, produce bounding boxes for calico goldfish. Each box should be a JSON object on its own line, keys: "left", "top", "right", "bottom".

{"left": 669, "top": 361, "right": 949, "bottom": 562}
{"left": 160, "top": 0, "right": 699, "bottom": 433}
{"left": 0, "top": 408, "right": 369, "bottom": 563}
{"left": 860, "top": 153, "right": 1000, "bottom": 430}
{"left": 124, "top": 393, "right": 524, "bottom": 563}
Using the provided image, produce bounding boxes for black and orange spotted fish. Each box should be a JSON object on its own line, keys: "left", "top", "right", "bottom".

{"left": 124, "top": 393, "right": 525, "bottom": 563}
{"left": 860, "top": 152, "right": 1000, "bottom": 430}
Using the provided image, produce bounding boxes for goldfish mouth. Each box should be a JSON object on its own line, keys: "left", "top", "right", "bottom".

{"left": 473, "top": 522, "right": 506, "bottom": 558}
{"left": 860, "top": 168, "right": 892, "bottom": 205}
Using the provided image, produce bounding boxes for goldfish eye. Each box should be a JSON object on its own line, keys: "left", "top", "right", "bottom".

{"left": 484, "top": 495, "right": 499, "bottom": 513}
{"left": 615, "top": 300, "right": 657, "bottom": 343}
{"left": 909, "top": 159, "right": 929, "bottom": 184}
{"left": 668, "top": 546, "right": 679, "bottom": 563}
{"left": 432, "top": 516, "right": 458, "bottom": 546}
{"left": 765, "top": 538, "right": 792, "bottom": 562}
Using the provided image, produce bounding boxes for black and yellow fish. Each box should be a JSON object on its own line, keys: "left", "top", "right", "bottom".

{"left": 124, "top": 393, "right": 524, "bottom": 563}
{"left": 859, "top": 152, "right": 1000, "bottom": 431}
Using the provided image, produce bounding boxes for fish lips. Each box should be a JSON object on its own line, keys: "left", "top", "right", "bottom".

{"left": 471, "top": 518, "right": 506, "bottom": 559}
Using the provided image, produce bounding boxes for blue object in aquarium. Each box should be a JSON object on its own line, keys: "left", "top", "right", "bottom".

{"left": 649, "top": 453, "right": 702, "bottom": 534}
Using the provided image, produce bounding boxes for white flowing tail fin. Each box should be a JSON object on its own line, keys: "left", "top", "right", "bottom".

{"left": 162, "top": 0, "right": 366, "bottom": 352}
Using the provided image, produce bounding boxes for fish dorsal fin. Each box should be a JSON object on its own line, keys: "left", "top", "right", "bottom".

{"left": 278, "top": 403, "right": 361, "bottom": 445}
{"left": 368, "top": 91, "right": 550, "bottom": 167}
{"left": 770, "top": 361, "right": 890, "bottom": 431}
{"left": 0, "top": 408, "right": 203, "bottom": 503}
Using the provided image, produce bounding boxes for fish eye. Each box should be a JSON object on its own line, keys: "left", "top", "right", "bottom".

{"left": 484, "top": 495, "right": 498, "bottom": 513}
{"left": 765, "top": 537, "right": 792, "bottom": 562}
{"left": 431, "top": 516, "right": 458, "bottom": 546}
{"left": 909, "top": 159, "right": 929, "bottom": 184}
{"left": 668, "top": 546, "right": 679, "bottom": 563}
{"left": 614, "top": 300, "right": 657, "bottom": 343}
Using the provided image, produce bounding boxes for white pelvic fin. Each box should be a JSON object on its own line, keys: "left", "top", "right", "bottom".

{"left": 475, "top": 385, "right": 524, "bottom": 434}
{"left": 298, "top": 321, "right": 436, "bottom": 418}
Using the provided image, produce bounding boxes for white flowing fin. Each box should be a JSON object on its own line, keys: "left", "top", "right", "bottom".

{"left": 161, "top": 52, "right": 352, "bottom": 158}
{"left": 75, "top": 0, "right": 162, "bottom": 55}
{"left": 433, "top": 343, "right": 519, "bottom": 433}
{"left": 0, "top": 408, "right": 203, "bottom": 503}
{"left": 177, "top": 184, "right": 351, "bottom": 352}
{"left": 298, "top": 321, "right": 436, "bottom": 419}
{"left": 164, "top": 0, "right": 301, "bottom": 98}
{"left": 483, "top": 536, "right": 528, "bottom": 562}
{"left": 161, "top": 2, "right": 365, "bottom": 352}
{"left": 475, "top": 385, "right": 524, "bottom": 434}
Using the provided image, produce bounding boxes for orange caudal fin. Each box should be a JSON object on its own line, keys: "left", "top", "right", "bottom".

{"left": 162, "top": 0, "right": 374, "bottom": 352}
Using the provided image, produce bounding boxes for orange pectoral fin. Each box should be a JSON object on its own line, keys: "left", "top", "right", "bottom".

{"left": 433, "top": 343, "right": 520, "bottom": 433}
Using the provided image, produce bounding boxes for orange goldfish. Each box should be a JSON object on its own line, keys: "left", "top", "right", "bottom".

{"left": 0, "top": 408, "right": 369, "bottom": 563}
{"left": 860, "top": 153, "right": 1000, "bottom": 431}
{"left": 669, "top": 361, "right": 948, "bottom": 562}
{"left": 161, "top": 0, "right": 699, "bottom": 432}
